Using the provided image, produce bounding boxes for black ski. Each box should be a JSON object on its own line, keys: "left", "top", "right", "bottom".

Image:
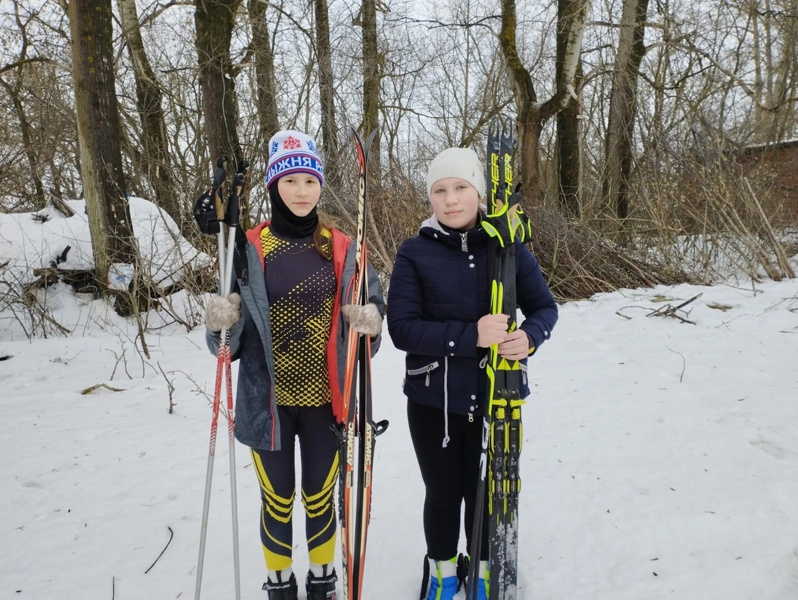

{"left": 467, "top": 116, "right": 529, "bottom": 600}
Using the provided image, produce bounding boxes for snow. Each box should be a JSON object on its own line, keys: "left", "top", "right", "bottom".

{"left": 0, "top": 197, "right": 209, "bottom": 303}
{"left": 2, "top": 207, "right": 798, "bottom": 599}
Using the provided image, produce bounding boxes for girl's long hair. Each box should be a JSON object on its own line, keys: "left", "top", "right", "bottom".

{"left": 313, "top": 213, "right": 337, "bottom": 260}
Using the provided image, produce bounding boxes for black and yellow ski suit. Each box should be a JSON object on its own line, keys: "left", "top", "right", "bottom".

{"left": 206, "top": 220, "right": 384, "bottom": 571}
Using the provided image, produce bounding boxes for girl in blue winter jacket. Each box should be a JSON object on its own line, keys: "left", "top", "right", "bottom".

{"left": 204, "top": 130, "right": 384, "bottom": 600}
{"left": 387, "top": 147, "right": 558, "bottom": 600}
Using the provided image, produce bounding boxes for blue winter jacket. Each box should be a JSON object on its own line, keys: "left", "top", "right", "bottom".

{"left": 206, "top": 222, "right": 384, "bottom": 451}
{"left": 387, "top": 214, "right": 558, "bottom": 419}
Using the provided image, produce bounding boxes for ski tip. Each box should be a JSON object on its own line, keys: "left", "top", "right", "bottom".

{"left": 502, "top": 115, "right": 514, "bottom": 137}
{"left": 349, "top": 125, "right": 361, "bottom": 144}
{"left": 488, "top": 115, "right": 501, "bottom": 138}
{"left": 350, "top": 126, "right": 378, "bottom": 159}
{"left": 365, "top": 128, "right": 378, "bottom": 149}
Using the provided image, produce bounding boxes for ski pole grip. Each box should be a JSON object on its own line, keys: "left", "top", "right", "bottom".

{"left": 212, "top": 156, "right": 228, "bottom": 221}
{"left": 225, "top": 174, "right": 243, "bottom": 228}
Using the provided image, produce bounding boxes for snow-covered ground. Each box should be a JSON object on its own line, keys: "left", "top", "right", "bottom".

{"left": 1, "top": 275, "right": 797, "bottom": 600}
{"left": 2, "top": 202, "right": 798, "bottom": 599}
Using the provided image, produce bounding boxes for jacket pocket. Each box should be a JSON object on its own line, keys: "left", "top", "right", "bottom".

{"left": 407, "top": 361, "right": 440, "bottom": 387}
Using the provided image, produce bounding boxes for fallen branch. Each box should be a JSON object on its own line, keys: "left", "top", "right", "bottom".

{"left": 157, "top": 362, "right": 176, "bottom": 414}
{"left": 80, "top": 383, "right": 125, "bottom": 395}
{"left": 145, "top": 526, "right": 174, "bottom": 574}
{"left": 666, "top": 345, "right": 686, "bottom": 382}
{"left": 49, "top": 192, "right": 76, "bottom": 218}
{"left": 743, "top": 178, "right": 796, "bottom": 279}
{"left": 647, "top": 292, "right": 703, "bottom": 324}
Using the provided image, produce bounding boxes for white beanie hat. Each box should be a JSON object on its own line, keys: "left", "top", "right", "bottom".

{"left": 265, "top": 130, "right": 325, "bottom": 189}
{"left": 426, "top": 147, "right": 485, "bottom": 199}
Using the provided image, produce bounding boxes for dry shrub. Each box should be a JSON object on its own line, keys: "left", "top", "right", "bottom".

{"left": 530, "top": 208, "right": 689, "bottom": 301}
{"left": 628, "top": 152, "right": 795, "bottom": 283}
{"left": 369, "top": 180, "right": 429, "bottom": 272}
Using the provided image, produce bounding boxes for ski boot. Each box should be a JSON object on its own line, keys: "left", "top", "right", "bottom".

{"left": 420, "top": 555, "right": 459, "bottom": 600}
{"left": 262, "top": 570, "right": 298, "bottom": 600}
{"left": 306, "top": 564, "right": 337, "bottom": 600}
{"left": 456, "top": 554, "right": 469, "bottom": 590}
{"left": 474, "top": 559, "right": 489, "bottom": 600}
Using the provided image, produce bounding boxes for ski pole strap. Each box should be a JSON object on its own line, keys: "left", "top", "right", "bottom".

{"left": 193, "top": 156, "right": 228, "bottom": 235}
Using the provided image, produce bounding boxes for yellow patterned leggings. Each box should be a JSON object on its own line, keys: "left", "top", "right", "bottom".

{"left": 251, "top": 404, "right": 339, "bottom": 571}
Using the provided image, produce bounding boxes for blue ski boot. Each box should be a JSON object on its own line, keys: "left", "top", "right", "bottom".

{"left": 421, "top": 555, "right": 459, "bottom": 600}
{"left": 476, "top": 560, "right": 489, "bottom": 600}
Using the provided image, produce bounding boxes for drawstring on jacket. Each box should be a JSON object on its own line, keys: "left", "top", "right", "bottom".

{"left": 441, "top": 357, "right": 450, "bottom": 447}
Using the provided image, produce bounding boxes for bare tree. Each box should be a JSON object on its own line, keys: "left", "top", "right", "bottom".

{"left": 314, "top": 0, "right": 341, "bottom": 187}
{"left": 601, "top": 0, "right": 649, "bottom": 224}
{"left": 361, "top": 0, "right": 381, "bottom": 174}
{"left": 117, "top": 0, "right": 180, "bottom": 226}
{"left": 497, "top": 0, "right": 588, "bottom": 213}
{"left": 747, "top": 0, "right": 798, "bottom": 141}
{"left": 247, "top": 0, "right": 279, "bottom": 149}
{"left": 194, "top": 0, "right": 248, "bottom": 223}
{"left": 67, "top": 0, "right": 138, "bottom": 297}
{"left": 556, "top": 0, "right": 586, "bottom": 219}
{"left": 0, "top": 1, "right": 50, "bottom": 210}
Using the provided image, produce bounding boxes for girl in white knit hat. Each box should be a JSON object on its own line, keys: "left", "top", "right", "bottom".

{"left": 387, "top": 146, "right": 558, "bottom": 600}
{"left": 204, "top": 130, "right": 384, "bottom": 600}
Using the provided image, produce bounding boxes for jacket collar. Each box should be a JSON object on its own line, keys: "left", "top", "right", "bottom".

{"left": 419, "top": 207, "right": 488, "bottom": 249}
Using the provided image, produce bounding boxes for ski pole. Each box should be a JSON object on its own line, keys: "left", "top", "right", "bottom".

{"left": 193, "top": 157, "right": 248, "bottom": 600}
{"left": 194, "top": 155, "right": 228, "bottom": 600}
{"left": 222, "top": 161, "right": 247, "bottom": 600}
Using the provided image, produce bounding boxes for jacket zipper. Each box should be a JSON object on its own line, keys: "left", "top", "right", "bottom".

{"left": 407, "top": 361, "right": 439, "bottom": 386}
{"left": 461, "top": 232, "right": 468, "bottom": 252}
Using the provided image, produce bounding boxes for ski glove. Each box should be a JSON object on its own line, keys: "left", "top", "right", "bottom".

{"left": 342, "top": 303, "right": 382, "bottom": 336}
{"left": 205, "top": 293, "right": 241, "bottom": 332}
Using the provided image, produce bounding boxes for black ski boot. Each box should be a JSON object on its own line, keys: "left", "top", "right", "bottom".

{"left": 306, "top": 565, "right": 338, "bottom": 600}
{"left": 262, "top": 571, "right": 298, "bottom": 600}
{"left": 456, "top": 553, "right": 469, "bottom": 590}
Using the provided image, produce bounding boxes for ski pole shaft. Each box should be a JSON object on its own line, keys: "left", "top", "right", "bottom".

{"left": 224, "top": 339, "right": 241, "bottom": 600}
{"left": 194, "top": 345, "right": 225, "bottom": 600}
{"left": 466, "top": 416, "right": 489, "bottom": 600}
{"left": 216, "top": 163, "right": 244, "bottom": 599}
{"left": 223, "top": 179, "right": 241, "bottom": 598}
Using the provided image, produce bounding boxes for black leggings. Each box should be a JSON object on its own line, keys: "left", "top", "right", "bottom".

{"left": 407, "top": 400, "right": 489, "bottom": 561}
{"left": 251, "top": 404, "right": 339, "bottom": 570}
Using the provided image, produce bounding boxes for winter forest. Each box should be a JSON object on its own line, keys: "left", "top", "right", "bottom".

{"left": 1, "top": 0, "right": 797, "bottom": 304}
{"left": 1, "top": 0, "right": 798, "bottom": 599}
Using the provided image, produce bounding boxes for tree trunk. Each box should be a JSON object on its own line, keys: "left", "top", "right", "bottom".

{"left": 361, "top": 0, "right": 381, "bottom": 175}
{"left": 556, "top": 76, "right": 582, "bottom": 219}
{"left": 556, "top": 0, "right": 585, "bottom": 220}
{"left": 68, "top": 0, "right": 138, "bottom": 296}
{"left": 0, "top": 77, "right": 46, "bottom": 209}
{"left": 195, "top": 0, "right": 248, "bottom": 224}
{"left": 248, "top": 0, "right": 279, "bottom": 148}
{"left": 601, "top": 0, "right": 649, "bottom": 223}
{"left": 359, "top": 0, "right": 393, "bottom": 269}
{"left": 314, "top": 0, "right": 341, "bottom": 188}
{"left": 117, "top": 0, "right": 181, "bottom": 226}
{"left": 499, "top": 0, "right": 589, "bottom": 213}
